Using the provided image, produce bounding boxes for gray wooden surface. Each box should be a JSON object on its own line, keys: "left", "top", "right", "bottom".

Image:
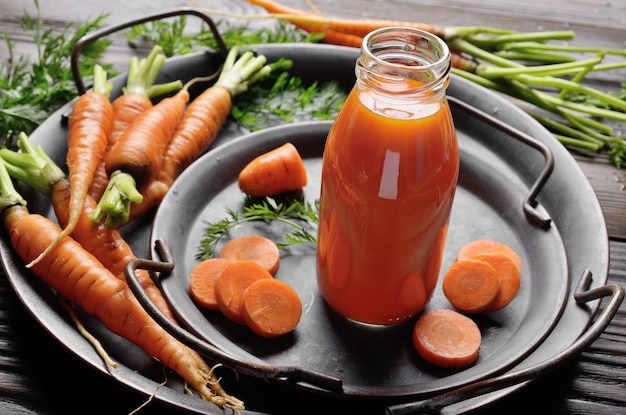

{"left": 1, "top": 1, "right": 625, "bottom": 414}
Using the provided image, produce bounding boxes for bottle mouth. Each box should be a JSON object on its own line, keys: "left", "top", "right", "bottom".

{"left": 358, "top": 27, "right": 451, "bottom": 91}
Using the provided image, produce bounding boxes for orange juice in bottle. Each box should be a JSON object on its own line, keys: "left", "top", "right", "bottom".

{"left": 316, "top": 27, "right": 459, "bottom": 325}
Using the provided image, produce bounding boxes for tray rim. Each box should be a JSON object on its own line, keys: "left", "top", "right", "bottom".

{"left": 0, "top": 43, "right": 610, "bottom": 415}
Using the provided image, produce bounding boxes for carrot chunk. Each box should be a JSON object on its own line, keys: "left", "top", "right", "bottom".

{"left": 442, "top": 259, "right": 500, "bottom": 313}
{"left": 456, "top": 239, "right": 522, "bottom": 272}
{"left": 242, "top": 278, "right": 302, "bottom": 337}
{"left": 189, "top": 258, "right": 231, "bottom": 311}
{"left": 412, "top": 308, "right": 481, "bottom": 369}
{"left": 219, "top": 235, "right": 280, "bottom": 275}
{"left": 238, "top": 142, "right": 308, "bottom": 197}
{"left": 472, "top": 253, "right": 522, "bottom": 311}
{"left": 214, "top": 260, "right": 273, "bottom": 324}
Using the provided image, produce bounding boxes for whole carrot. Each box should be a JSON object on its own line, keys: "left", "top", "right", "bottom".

{"left": 0, "top": 160, "right": 243, "bottom": 410}
{"left": 89, "top": 46, "right": 182, "bottom": 200}
{"left": 27, "top": 64, "right": 113, "bottom": 267}
{"left": 127, "top": 47, "right": 272, "bottom": 222}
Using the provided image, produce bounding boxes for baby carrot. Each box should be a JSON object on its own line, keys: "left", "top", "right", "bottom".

{"left": 472, "top": 252, "right": 522, "bottom": 311}
{"left": 242, "top": 278, "right": 302, "bottom": 338}
{"left": 214, "top": 260, "right": 273, "bottom": 324}
{"left": 219, "top": 235, "right": 280, "bottom": 275}
{"left": 26, "top": 65, "right": 113, "bottom": 267}
{"left": 456, "top": 239, "right": 523, "bottom": 272}
{"left": 238, "top": 142, "right": 308, "bottom": 197}
{"left": 442, "top": 259, "right": 500, "bottom": 313}
{"left": 0, "top": 160, "right": 243, "bottom": 410}
{"left": 412, "top": 308, "right": 482, "bottom": 369}
{"left": 127, "top": 47, "right": 272, "bottom": 222}
{"left": 189, "top": 258, "right": 231, "bottom": 311}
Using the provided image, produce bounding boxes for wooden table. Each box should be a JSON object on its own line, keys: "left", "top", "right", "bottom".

{"left": 1, "top": 1, "right": 625, "bottom": 414}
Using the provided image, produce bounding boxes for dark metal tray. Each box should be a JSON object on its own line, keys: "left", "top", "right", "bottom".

{"left": 0, "top": 39, "right": 621, "bottom": 414}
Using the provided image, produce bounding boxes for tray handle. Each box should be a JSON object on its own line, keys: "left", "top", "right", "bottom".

{"left": 70, "top": 7, "right": 228, "bottom": 95}
{"left": 124, "top": 238, "right": 343, "bottom": 393}
{"left": 448, "top": 96, "right": 554, "bottom": 229}
{"left": 386, "top": 268, "right": 624, "bottom": 415}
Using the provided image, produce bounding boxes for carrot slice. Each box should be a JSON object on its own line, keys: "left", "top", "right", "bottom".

{"left": 214, "top": 260, "right": 273, "bottom": 324}
{"left": 472, "top": 253, "right": 522, "bottom": 311}
{"left": 457, "top": 239, "right": 522, "bottom": 272}
{"left": 242, "top": 278, "right": 302, "bottom": 337}
{"left": 238, "top": 142, "right": 308, "bottom": 197}
{"left": 442, "top": 259, "right": 500, "bottom": 313}
{"left": 189, "top": 258, "right": 231, "bottom": 310}
{"left": 412, "top": 308, "right": 481, "bottom": 369}
{"left": 219, "top": 235, "right": 280, "bottom": 275}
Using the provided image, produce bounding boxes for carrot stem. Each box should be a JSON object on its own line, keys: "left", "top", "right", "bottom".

{"left": 91, "top": 171, "right": 143, "bottom": 228}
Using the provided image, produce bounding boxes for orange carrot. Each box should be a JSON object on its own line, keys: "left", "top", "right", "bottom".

{"left": 238, "top": 142, "right": 308, "bottom": 197}
{"left": 456, "top": 239, "right": 523, "bottom": 272}
{"left": 0, "top": 163, "right": 243, "bottom": 409}
{"left": 215, "top": 260, "right": 273, "bottom": 324}
{"left": 219, "top": 235, "right": 280, "bottom": 275}
{"left": 26, "top": 65, "right": 113, "bottom": 267}
{"left": 89, "top": 46, "right": 182, "bottom": 200}
{"left": 246, "top": 0, "right": 443, "bottom": 38}
{"left": 189, "top": 258, "right": 231, "bottom": 311}
{"left": 412, "top": 308, "right": 481, "bottom": 369}
{"left": 471, "top": 253, "right": 521, "bottom": 311}
{"left": 126, "top": 47, "right": 272, "bottom": 223}
{"left": 242, "top": 278, "right": 302, "bottom": 337}
{"left": 442, "top": 259, "right": 500, "bottom": 313}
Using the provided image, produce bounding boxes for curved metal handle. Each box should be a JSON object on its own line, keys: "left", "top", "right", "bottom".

{"left": 124, "top": 238, "right": 343, "bottom": 393}
{"left": 448, "top": 96, "right": 554, "bottom": 229}
{"left": 386, "top": 268, "right": 624, "bottom": 415}
{"left": 70, "top": 7, "right": 228, "bottom": 95}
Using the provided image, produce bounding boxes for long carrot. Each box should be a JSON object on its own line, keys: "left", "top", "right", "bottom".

{"left": 26, "top": 64, "right": 113, "bottom": 268}
{"left": 89, "top": 46, "right": 182, "bottom": 201}
{"left": 126, "top": 47, "right": 272, "bottom": 222}
{"left": 0, "top": 159, "right": 243, "bottom": 409}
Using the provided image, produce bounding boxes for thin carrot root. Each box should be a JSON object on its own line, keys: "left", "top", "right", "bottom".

{"left": 442, "top": 259, "right": 500, "bottom": 313}
{"left": 219, "top": 235, "right": 281, "bottom": 275}
{"left": 412, "top": 308, "right": 481, "bottom": 369}
{"left": 238, "top": 142, "right": 308, "bottom": 197}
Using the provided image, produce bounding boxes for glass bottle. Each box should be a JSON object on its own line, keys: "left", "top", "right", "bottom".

{"left": 316, "top": 27, "right": 459, "bottom": 325}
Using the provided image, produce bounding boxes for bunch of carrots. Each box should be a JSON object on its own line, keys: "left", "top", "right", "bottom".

{"left": 209, "top": 0, "right": 626, "bottom": 167}
{"left": 0, "top": 44, "right": 277, "bottom": 410}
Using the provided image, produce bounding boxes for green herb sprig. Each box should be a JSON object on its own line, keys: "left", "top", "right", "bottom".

{"left": 197, "top": 196, "right": 319, "bottom": 260}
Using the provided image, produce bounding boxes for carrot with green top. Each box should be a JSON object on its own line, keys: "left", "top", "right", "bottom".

{"left": 89, "top": 45, "right": 182, "bottom": 200}
{"left": 27, "top": 64, "right": 113, "bottom": 267}
{"left": 0, "top": 157, "right": 244, "bottom": 410}
{"left": 127, "top": 47, "right": 272, "bottom": 222}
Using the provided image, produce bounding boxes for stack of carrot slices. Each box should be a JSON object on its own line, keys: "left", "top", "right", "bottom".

{"left": 189, "top": 235, "right": 302, "bottom": 338}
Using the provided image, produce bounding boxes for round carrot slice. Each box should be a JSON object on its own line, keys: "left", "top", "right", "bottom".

{"left": 220, "top": 235, "right": 280, "bottom": 275}
{"left": 412, "top": 308, "right": 481, "bottom": 369}
{"left": 442, "top": 259, "right": 500, "bottom": 313}
{"left": 242, "top": 278, "right": 302, "bottom": 337}
{"left": 457, "top": 239, "right": 522, "bottom": 272}
{"left": 472, "top": 253, "right": 522, "bottom": 311}
{"left": 214, "top": 260, "right": 273, "bottom": 324}
{"left": 188, "top": 258, "right": 230, "bottom": 310}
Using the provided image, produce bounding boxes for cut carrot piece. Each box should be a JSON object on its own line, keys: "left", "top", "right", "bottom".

{"left": 472, "top": 253, "right": 522, "bottom": 311}
{"left": 442, "top": 259, "right": 500, "bottom": 313}
{"left": 214, "top": 260, "right": 273, "bottom": 324}
{"left": 189, "top": 258, "right": 231, "bottom": 311}
{"left": 457, "top": 239, "right": 522, "bottom": 272}
{"left": 412, "top": 308, "right": 481, "bottom": 369}
{"left": 242, "top": 278, "right": 302, "bottom": 337}
{"left": 219, "top": 235, "right": 281, "bottom": 275}
{"left": 238, "top": 142, "right": 308, "bottom": 197}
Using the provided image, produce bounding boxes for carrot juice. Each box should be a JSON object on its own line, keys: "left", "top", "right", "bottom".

{"left": 316, "top": 27, "right": 459, "bottom": 325}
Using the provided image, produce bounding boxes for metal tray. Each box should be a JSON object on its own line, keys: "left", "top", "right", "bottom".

{"left": 0, "top": 36, "right": 621, "bottom": 414}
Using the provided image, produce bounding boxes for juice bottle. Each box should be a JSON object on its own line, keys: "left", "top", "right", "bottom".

{"left": 316, "top": 27, "right": 459, "bottom": 325}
